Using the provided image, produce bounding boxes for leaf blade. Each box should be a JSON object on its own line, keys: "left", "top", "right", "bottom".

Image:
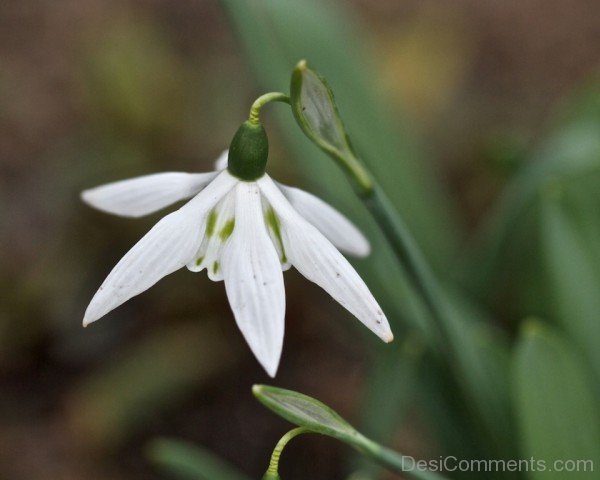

{"left": 146, "top": 438, "right": 250, "bottom": 480}
{"left": 512, "top": 320, "right": 600, "bottom": 480}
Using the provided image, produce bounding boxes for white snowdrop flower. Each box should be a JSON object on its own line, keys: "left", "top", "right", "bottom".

{"left": 82, "top": 121, "right": 392, "bottom": 376}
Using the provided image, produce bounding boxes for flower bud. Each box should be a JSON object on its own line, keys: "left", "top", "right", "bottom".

{"left": 289, "top": 60, "right": 372, "bottom": 193}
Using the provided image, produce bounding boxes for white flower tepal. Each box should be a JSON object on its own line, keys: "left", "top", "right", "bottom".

{"left": 82, "top": 144, "right": 392, "bottom": 377}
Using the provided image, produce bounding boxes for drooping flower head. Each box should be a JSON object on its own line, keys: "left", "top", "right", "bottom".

{"left": 82, "top": 117, "right": 392, "bottom": 376}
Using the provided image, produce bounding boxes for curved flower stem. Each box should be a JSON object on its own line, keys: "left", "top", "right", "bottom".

{"left": 264, "top": 427, "right": 446, "bottom": 480}
{"left": 265, "top": 427, "right": 310, "bottom": 476}
{"left": 248, "top": 92, "right": 291, "bottom": 125}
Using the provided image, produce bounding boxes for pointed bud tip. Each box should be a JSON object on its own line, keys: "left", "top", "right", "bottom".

{"left": 295, "top": 59, "right": 308, "bottom": 71}
{"left": 252, "top": 384, "right": 265, "bottom": 398}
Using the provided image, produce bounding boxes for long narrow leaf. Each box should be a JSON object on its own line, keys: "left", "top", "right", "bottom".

{"left": 512, "top": 321, "right": 600, "bottom": 480}
{"left": 540, "top": 191, "right": 600, "bottom": 380}
{"left": 147, "top": 438, "right": 250, "bottom": 480}
{"left": 464, "top": 81, "right": 600, "bottom": 301}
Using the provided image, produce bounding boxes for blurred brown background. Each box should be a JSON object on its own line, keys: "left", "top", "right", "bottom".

{"left": 1, "top": 1, "right": 598, "bottom": 479}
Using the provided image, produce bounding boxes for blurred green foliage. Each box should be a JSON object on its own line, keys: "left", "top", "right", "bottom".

{"left": 513, "top": 320, "right": 600, "bottom": 480}
{"left": 147, "top": 438, "right": 250, "bottom": 480}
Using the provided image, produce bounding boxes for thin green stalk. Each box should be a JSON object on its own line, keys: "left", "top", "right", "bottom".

{"left": 354, "top": 180, "right": 499, "bottom": 456}
{"left": 265, "top": 427, "right": 309, "bottom": 477}
{"left": 363, "top": 186, "right": 449, "bottom": 354}
{"left": 248, "top": 92, "right": 290, "bottom": 125}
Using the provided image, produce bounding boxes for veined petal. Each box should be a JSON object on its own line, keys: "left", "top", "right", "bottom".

{"left": 221, "top": 182, "right": 286, "bottom": 377}
{"left": 261, "top": 196, "right": 292, "bottom": 271}
{"left": 213, "top": 149, "right": 229, "bottom": 171}
{"left": 83, "top": 170, "right": 237, "bottom": 326}
{"left": 186, "top": 188, "right": 236, "bottom": 280}
{"left": 258, "top": 175, "right": 392, "bottom": 343}
{"left": 81, "top": 171, "right": 218, "bottom": 218}
{"left": 278, "top": 184, "right": 370, "bottom": 257}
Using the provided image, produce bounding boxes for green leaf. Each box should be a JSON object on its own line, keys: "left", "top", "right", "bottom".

{"left": 66, "top": 323, "right": 238, "bottom": 450}
{"left": 351, "top": 338, "right": 424, "bottom": 478}
{"left": 443, "top": 291, "right": 514, "bottom": 449}
{"left": 146, "top": 438, "right": 250, "bottom": 480}
{"left": 559, "top": 170, "right": 600, "bottom": 270}
{"left": 540, "top": 187, "right": 600, "bottom": 381}
{"left": 512, "top": 320, "right": 600, "bottom": 480}
{"left": 463, "top": 80, "right": 600, "bottom": 301}
{"left": 252, "top": 385, "right": 359, "bottom": 443}
{"left": 359, "top": 336, "right": 424, "bottom": 442}
{"left": 419, "top": 289, "right": 515, "bottom": 462}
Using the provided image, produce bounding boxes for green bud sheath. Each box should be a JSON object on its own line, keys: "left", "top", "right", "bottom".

{"left": 227, "top": 120, "right": 269, "bottom": 181}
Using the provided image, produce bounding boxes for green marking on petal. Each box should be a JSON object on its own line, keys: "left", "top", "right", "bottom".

{"left": 195, "top": 255, "right": 204, "bottom": 267}
{"left": 219, "top": 219, "right": 235, "bottom": 240}
{"left": 213, "top": 261, "right": 220, "bottom": 274}
{"left": 206, "top": 209, "right": 218, "bottom": 237}
{"left": 265, "top": 208, "right": 287, "bottom": 264}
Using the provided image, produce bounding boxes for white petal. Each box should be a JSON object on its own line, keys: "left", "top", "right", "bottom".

{"left": 84, "top": 171, "right": 237, "bottom": 325}
{"left": 278, "top": 183, "right": 370, "bottom": 257}
{"left": 186, "top": 189, "right": 236, "bottom": 280}
{"left": 258, "top": 175, "right": 392, "bottom": 342}
{"left": 213, "top": 149, "right": 229, "bottom": 171}
{"left": 221, "top": 182, "right": 286, "bottom": 377}
{"left": 82, "top": 172, "right": 218, "bottom": 218}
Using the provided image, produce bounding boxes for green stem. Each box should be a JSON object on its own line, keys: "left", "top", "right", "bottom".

{"left": 347, "top": 171, "right": 497, "bottom": 453}
{"left": 363, "top": 186, "right": 449, "bottom": 354}
{"left": 358, "top": 437, "right": 447, "bottom": 480}
{"left": 266, "top": 427, "right": 309, "bottom": 475}
{"left": 332, "top": 150, "right": 374, "bottom": 195}
{"left": 248, "top": 92, "right": 290, "bottom": 125}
